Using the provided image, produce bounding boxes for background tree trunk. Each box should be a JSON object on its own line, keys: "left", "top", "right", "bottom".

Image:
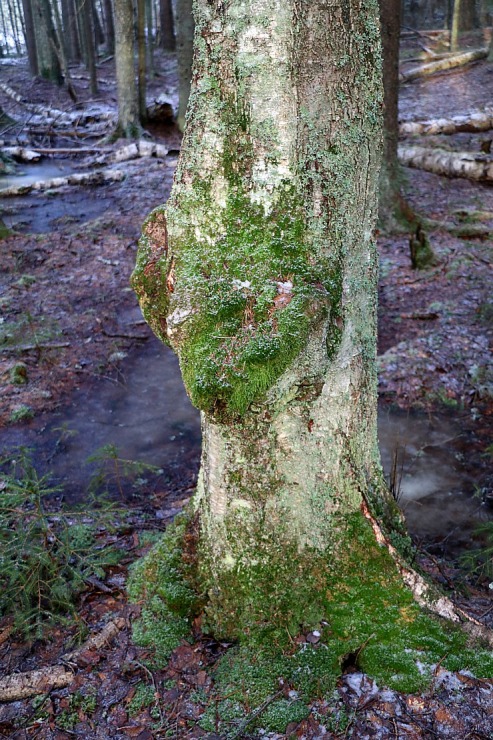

{"left": 81, "top": 0, "right": 98, "bottom": 94}
{"left": 133, "top": 0, "right": 396, "bottom": 641}
{"left": 21, "top": 0, "right": 38, "bottom": 74}
{"left": 32, "top": 0, "right": 62, "bottom": 83}
{"left": 113, "top": 0, "right": 140, "bottom": 136}
{"left": 159, "top": 0, "right": 175, "bottom": 50}
{"left": 174, "top": 0, "right": 193, "bottom": 131}
{"left": 137, "top": 0, "right": 147, "bottom": 121}
{"left": 101, "top": 0, "right": 115, "bottom": 55}
{"left": 379, "top": 0, "right": 404, "bottom": 227}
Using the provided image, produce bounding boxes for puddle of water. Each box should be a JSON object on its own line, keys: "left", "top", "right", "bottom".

{"left": 378, "top": 407, "right": 491, "bottom": 556}
{"left": 0, "top": 340, "right": 490, "bottom": 557}
{"left": 0, "top": 338, "right": 202, "bottom": 500}
{"left": 0, "top": 159, "right": 113, "bottom": 233}
{"left": 0, "top": 160, "right": 75, "bottom": 191}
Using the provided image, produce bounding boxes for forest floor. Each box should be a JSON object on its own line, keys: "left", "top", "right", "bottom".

{"left": 0, "top": 41, "right": 493, "bottom": 739}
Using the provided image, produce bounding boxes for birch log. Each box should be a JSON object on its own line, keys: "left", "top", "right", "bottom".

{"left": 400, "top": 109, "right": 493, "bottom": 137}
{"left": 400, "top": 48, "right": 487, "bottom": 83}
{"left": 398, "top": 145, "right": 493, "bottom": 182}
{"left": 1, "top": 169, "right": 125, "bottom": 197}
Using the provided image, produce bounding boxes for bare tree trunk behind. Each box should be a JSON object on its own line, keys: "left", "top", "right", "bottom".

{"left": 175, "top": 0, "right": 193, "bottom": 131}
{"left": 145, "top": 0, "right": 154, "bottom": 74}
{"left": 101, "top": 0, "right": 115, "bottom": 54}
{"left": 159, "top": 0, "right": 174, "bottom": 50}
{"left": 81, "top": 0, "right": 98, "bottom": 94}
{"left": 21, "top": 0, "right": 38, "bottom": 74}
{"left": 379, "top": 0, "right": 403, "bottom": 226}
{"left": 113, "top": 0, "right": 140, "bottom": 136}
{"left": 137, "top": 0, "right": 147, "bottom": 121}
{"left": 32, "top": 0, "right": 62, "bottom": 83}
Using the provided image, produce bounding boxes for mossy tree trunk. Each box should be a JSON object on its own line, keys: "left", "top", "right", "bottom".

{"left": 133, "top": 0, "right": 405, "bottom": 642}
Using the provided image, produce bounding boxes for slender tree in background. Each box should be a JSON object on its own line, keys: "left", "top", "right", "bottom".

{"left": 174, "top": 0, "right": 193, "bottom": 131}
{"left": 159, "top": 0, "right": 175, "bottom": 50}
{"left": 379, "top": 0, "right": 407, "bottom": 227}
{"left": 21, "top": 0, "right": 38, "bottom": 74}
{"left": 101, "top": 0, "right": 115, "bottom": 54}
{"left": 132, "top": 2, "right": 493, "bottom": 704}
{"left": 137, "top": 0, "right": 147, "bottom": 121}
{"left": 113, "top": 0, "right": 140, "bottom": 136}
{"left": 80, "top": 0, "right": 98, "bottom": 94}
{"left": 32, "top": 0, "right": 62, "bottom": 83}
{"left": 62, "top": 0, "right": 81, "bottom": 63}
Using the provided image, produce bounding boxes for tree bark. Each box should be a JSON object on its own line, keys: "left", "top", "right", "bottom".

{"left": 133, "top": 0, "right": 396, "bottom": 640}
{"left": 398, "top": 144, "right": 493, "bottom": 181}
{"left": 113, "top": 0, "right": 140, "bottom": 136}
{"left": 174, "top": 0, "right": 193, "bottom": 132}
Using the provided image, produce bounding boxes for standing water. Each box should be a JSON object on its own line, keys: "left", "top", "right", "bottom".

{"left": 0, "top": 337, "right": 490, "bottom": 557}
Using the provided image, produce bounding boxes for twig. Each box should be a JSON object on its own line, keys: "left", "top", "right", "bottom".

{"left": 228, "top": 689, "right": 284, "bottom": 739}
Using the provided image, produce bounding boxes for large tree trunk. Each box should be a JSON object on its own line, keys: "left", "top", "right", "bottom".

{"left": 131, "top": 0, "right": 493, "bottom": 710}
{"left": 113, "top": 0, "right": 140, "bottom": 136}
{"left": 133, "top": 0, "right": 396, "bottom": 639}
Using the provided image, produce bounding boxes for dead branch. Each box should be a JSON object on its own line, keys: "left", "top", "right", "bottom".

{"left": 400, "top": 109, "right": 493, "bottom": 137}
{"left": 361, "top": 501, "right": 493, "bottom": 648}
{"left": 0, "top": 666, "right": 73, "bottom": 702}
{"left": 398, "top": 145, "right": 493, "bottom": 182}
{"left": 400, "top": 48, "right": 487, "bottom": 83}
{"left": 62, "top": 617, "right": 126, "bottom": 664}
{"left": 0, "top": 168, "right": 125, "bottom": 197}
{"left": 0, "top": 343, "right": 71, "bottom": 353}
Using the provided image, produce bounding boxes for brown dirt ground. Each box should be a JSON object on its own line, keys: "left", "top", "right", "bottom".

{"left": 0, "top": 43, "right": 493, "bottom": 740}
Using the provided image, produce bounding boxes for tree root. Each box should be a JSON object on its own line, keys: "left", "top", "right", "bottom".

{"left": 360, "top": 501, "right": 493, "bottom": 648}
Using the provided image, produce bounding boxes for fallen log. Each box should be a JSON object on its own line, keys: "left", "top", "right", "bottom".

{"left": 400, "top": 109, "right": 493, "bottom": 137}
{"left": 400, "top": 48, "right": 488, "bottom": 83}
{"left": 2, "top": 146, "right": 41, "bottom": 162}
{"left": 398, "top": 145, "right": 493, "bottom": 182}
{"left": 0, "top": 168, "right": 125, "bottom": 197}
{"left": 0, "top": 618, "right": 126, "bottom": 702}
{"left": 88, "top": 139, "right": 168, "bottom": 166}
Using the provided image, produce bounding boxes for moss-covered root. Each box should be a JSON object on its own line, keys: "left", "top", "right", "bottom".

{"left": 128, "top": 509, "right": 493, "bottom": 736}
{"left": 409, "top": 223, "right": 437, "bottom": 269}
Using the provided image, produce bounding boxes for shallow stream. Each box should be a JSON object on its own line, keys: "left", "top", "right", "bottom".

{"left": 1, "top": 336, "right": 490, "bottom": 559}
